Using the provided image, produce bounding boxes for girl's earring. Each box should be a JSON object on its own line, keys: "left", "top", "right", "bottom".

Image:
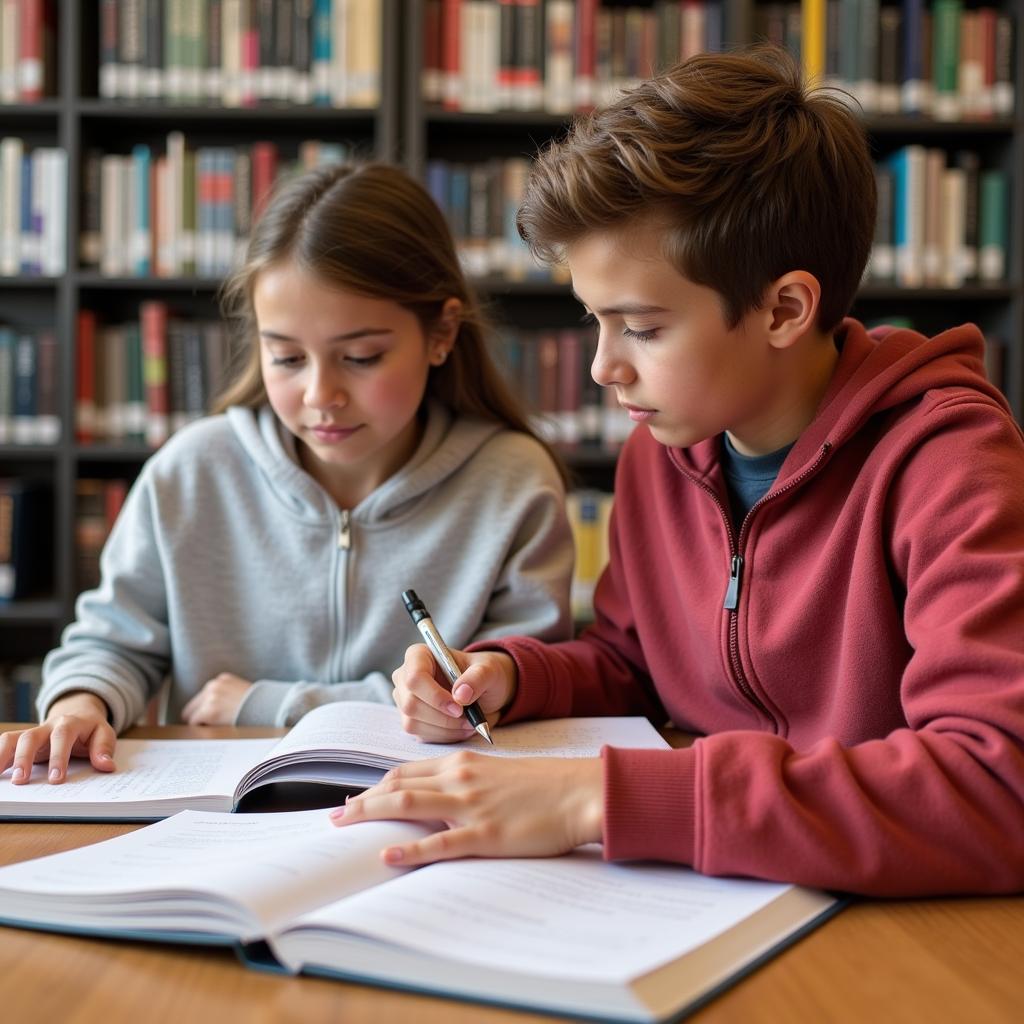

{"left": 434, "top": 350, "right": 449, "bottom": 365}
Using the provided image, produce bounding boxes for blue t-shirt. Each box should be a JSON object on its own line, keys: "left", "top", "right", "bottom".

{"left": 720, "top": 433, "right": 794, "bottom": 527}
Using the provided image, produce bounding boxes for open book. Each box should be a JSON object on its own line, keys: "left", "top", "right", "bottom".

{"left": 0, "top": 701, "right": 668, "bottom": 821}
{"left": 0, "top": 808, "right": 840, "bottom": 1022}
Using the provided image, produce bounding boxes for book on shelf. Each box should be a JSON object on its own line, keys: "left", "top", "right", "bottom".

{"left": 494, "top": 325, "right": 632, "bottom": 449}
{"left": 0, "top": 478, "right": 52, "bottom": 602}
{"left": 84, "top": 134, "right": 348, "bottom": 279}
{"left": 0, "top": 137, "right": 66, "bottom": 277}
{"left": 76, "top": 304, "right": 232, "bottom": 448}
{"left": 0, "top": 327, "right": 59, "bottom": 446}
{"left": 768, "top": 0, "right": 1015, "bottom": 119}
{"left": 0, "top": 699, "right": 668, "bottom": 821}
{"left": 425, "top": 0, "right": 727, "bottom": 114}
{"left": 0, "top": 0, "right": 55, "bottom": 104}
{"left": 865, "top": 147, "right": 1009, "bottom": 288}
{"left": 0, "top": 804, "right": 839, "bottom": 1024}
{"left": 567, "top": 488, "right": 613, "bottom": 622}
{"left": 74, "top": 477, "right": 129, "bottom": 594}
{"left": 98, "top": 0, "right": 381, "bottom": 107}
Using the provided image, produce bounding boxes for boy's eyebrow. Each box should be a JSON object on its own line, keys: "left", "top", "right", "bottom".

{"left": 259, "top": 328, "right": 393, "bottom": 343}
{"left": 569, "top": 290, "right": 669, "bottom": 315}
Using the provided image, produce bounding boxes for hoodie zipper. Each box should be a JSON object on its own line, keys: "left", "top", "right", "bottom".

{"left": 335, "top": 509, "right": 352, "bottom": 680}
{"left": 678, "top": 442, "right": 833, "bottom": 730}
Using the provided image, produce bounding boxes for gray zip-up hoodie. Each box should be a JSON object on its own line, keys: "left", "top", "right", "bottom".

{"left": 39, "top": 402, "right": 574, "bottom": 730}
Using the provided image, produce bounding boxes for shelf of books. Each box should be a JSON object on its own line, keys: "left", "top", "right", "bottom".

{"left": 1, "top": 0, "right": 1021, "bottom": 693}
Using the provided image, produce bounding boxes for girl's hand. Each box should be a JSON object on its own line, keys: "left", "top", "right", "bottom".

{"left": 0, "top": 692, "right": 116, "bottom": 784}
{"left": 330, "top": 753, "right": 603, "bottom": 866}
{"left": 181, "top": 673, "right": 253, "bottom": 725}
{"left": 391, "top": 645, "right": 518, "bottom": 743}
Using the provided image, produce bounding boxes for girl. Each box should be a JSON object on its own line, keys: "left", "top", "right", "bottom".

{"left": 1, "top": 163, "right": 574, "bottom": 784}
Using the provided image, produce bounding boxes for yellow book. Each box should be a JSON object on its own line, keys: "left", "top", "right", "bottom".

{"left": 802, "top": 0, "right": 826, "bottom": 83}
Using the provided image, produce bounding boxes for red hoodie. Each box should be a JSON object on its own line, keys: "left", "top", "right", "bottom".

{"left": 486, "top": 319, "right": 1024, "bottom": 897}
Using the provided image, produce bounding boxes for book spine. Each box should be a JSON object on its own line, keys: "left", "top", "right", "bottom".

{"left": 978, "top": 169, "right": 1007, "bottom": 282}
{"left": 206, "top": 0, "right": 224, "bottom": 99}
{"left": 992, "top": 13, "right": 1014, "bottom": 117}
{"left": 143, "top": 0, "right": 164, "bottom": 98}
{"left": 544, "top": 0, "right": 573, "bottom": 114}
{"left": 0, "top": 136, "right": 22, "bottom": 275}
{"left": 293, "top": 0, "right": 313, "bottom": 104}
{"left": 17, "top": 0, "right": 43, "bottom": 101}
{"left": 75, "top": 311, "right": 97, "bottom": 444}
{"left": 0, "top": 327, "right": 14, "bottom": 443}
{"left": 34, "top": 329, "right": 58, "bottom": 444}
{"left": 931, "top": 0, "right": 961, "bottom": 121}
{"left": 801, "top": 0, "right": 825, "bottom": 82}
{"left": 140, "top": 300, "right": 170, "bottom": 447}
{"left": 99, "top": 0, "right": 120, "bottom": 98}
{"left": 955, "top": 149, "right": 979, "bottom": 280}
{"left": 12, "top": 333, "right": 37, "bottom": 445}
{"left": 869, "top": 165, "right": 894, "bottom": 282}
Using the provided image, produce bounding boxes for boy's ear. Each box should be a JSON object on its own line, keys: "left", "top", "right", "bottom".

{"left": 762, "top": 272, "right": 821, "bottom": 350}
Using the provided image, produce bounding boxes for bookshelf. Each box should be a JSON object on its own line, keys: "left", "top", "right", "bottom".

{"left": 0, "top": 0, "right": 402, "bottom": 666}
{"left": 1, "top": 0, "right": 1022, "bottom": 674}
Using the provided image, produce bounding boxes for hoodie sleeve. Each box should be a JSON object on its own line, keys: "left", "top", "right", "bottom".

{"left": 234, "top": 673, "right": 396, "bottom": 727}
{"left": 471, "top": 495, "right": 667, "bottom": 725}
{"left": 37, "top": 470, "right": 170, "bottom": 734}
{"left": 606, "top": 396, "right": 1024, "bottom": 896}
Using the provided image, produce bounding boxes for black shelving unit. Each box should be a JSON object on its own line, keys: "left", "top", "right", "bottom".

{"left": 0, "top": 0, "right": 402, "bottom": 653}
{"left": 1, "top": 0, "right": 1022, "bottom": 663}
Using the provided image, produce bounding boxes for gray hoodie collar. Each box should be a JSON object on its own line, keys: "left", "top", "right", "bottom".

{"left": 226, "top": 401, "right": 502, "bottom": 523}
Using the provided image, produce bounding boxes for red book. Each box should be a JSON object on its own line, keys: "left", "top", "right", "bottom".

{"left": 75, "top": 310, "right": 97, "bottom": 444}
{"left": 18, "top": 0, "right": 43, "bottom": 101}
{"left": 242, "top": 0, "right": 260, "bottom": 107}
{"left": 140, "top": 301, "right": 169, "bottom": 448}
{"left": 423, "top": 0, "right": 444, "bottom": 104}
{"left": 250, "top": 141, "right": 278, "bottom": 224}
{"left": 442, "top": 0, "right": 462, "bottom": 111}
{"left": 574, "top": 0, "right": 597, "bottom": 110}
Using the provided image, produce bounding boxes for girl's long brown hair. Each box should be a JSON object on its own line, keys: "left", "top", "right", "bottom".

{"left": 215, "top": 162, "right": 566, "bottom": 482}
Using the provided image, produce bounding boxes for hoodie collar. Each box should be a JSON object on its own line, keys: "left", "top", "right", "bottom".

{"left": 227, "top": 401, "right": 502, "bottom": 524}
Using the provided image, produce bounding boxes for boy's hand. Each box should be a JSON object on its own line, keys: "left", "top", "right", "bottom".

{"left": 391, "top": 646, "right": 518, "bottom": 742}
{"left": 330, "top": 754, "right": 603, "bottom": 865}
{"left": 0, "top": 692, "right": 116, "bottom": 785}
{"left": 181, "top": 673, "right": 252, "bottom": 725}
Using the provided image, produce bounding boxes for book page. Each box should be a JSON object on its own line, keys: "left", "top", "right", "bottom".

{"left": 0, "top": 738, "right": 275, "bottom": 808}
{"left": 290, "top": 848, "right": 795, "bottom": 983}
{"left": 0, "top": 809, "right": 433, "bottom": 937}
{"left": 265, "top": 701, "right": 668, "bottom": 764}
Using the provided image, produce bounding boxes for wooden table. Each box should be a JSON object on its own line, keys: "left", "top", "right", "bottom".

{"left": 1, "top": 723, "right": 1023, "bottom": 1023}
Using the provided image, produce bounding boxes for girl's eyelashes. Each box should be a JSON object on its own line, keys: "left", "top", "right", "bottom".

{"left": 270, "top": 355, "right": 302, "bottom": 367}
{"left": 345, "top": 354, "right": 383, "bottom": 366}
{"left": 622, "top": 326, "right": 658, "bottom": 342}
{"left": 579, "top": 311, "right": 597, "bottom": 328}
{"left": 269, "top": 353, "right": 383, "bottom": 368}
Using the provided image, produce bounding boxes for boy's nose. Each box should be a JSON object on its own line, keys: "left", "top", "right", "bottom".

{"left": 591, "top": 337, "right": 635, "bottom": 388}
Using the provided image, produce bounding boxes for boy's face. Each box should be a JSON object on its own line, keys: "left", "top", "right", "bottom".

{"left": 567, "top": 221, "right": 793, "bottom": 455}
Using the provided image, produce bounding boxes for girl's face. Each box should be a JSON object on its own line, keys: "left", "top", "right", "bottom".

{"left": 254, "top": 262, "right": 452, "bottom": 507}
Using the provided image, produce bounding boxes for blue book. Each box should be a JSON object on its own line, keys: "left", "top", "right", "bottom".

{"left": 132, "top": 144, "right": 152, "bottom": 277}
{"left": 900, "top": 0, "right": 926, "bottom": 113}
{"left": 12, "top": 334, "right": 37, "bottom": 445}
{"left": 312, "top": 0, "right": 332, "bottom": 105}
{"left": 19, "top": 154, "right": 35, "bottom": 275}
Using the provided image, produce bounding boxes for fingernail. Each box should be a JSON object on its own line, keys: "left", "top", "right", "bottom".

{"left": 329, "top": 807, "right": 345, "bottom": 821}
{"left": 383, "top": 847, "right": 404, "bottom": 864}
{"left": 453, "top": 683, "right": 473, "bottom": 703}
{"left": 12, "top": 766, "right": 24, "bottom": 782}
{"left": 445, "top": 701, "right": 463, "bottom": 717}
{"left": 97, "top": 753, "right": 112, "bottom": 764}
{"left": 49, "top": 768, "right": 60, "bottom": 782}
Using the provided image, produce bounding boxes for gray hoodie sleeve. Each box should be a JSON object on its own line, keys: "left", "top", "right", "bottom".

{"left": 37, "top": 471, "right": 170, "bottom": 733}
{"left": 235, "top": 674, "right": 395, "bottom": 728}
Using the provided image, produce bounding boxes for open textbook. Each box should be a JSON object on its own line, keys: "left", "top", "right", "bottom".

{"left": 0, "top": 701, "right": 668, "bottom": 821}
{"left": 0, "top": 808, "right": 840, "bottom": 1022}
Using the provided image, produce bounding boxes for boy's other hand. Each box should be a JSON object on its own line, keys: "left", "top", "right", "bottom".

{"left": 391, "top": 645, "right": 518, "bottom": 742}
{"left": 181, "top": 673, "right": 252, "bottom": 725}
{"left": 0, "top": 691, "right": 116, "bottom": 785}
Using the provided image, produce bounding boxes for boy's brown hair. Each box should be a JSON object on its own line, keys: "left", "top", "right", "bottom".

{"left": 517, "top": 45, "right": 876, "bottom": 333}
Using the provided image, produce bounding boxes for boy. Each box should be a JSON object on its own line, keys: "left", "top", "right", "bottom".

{"left": 333, "top": 46, "right": 1024, "bottom": 896}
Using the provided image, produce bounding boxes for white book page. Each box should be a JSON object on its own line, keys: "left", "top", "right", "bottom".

{"left": 0, "top": 809, "right": 433, "bottom": 936}
{"left": 267, "top": 701, "right": 668, "bottom": 763}
{"left": 291, "top": 849, "right": 793, "bottom": 983}
{"left": 0, "top": 739, "right": 275, "bottom": 807}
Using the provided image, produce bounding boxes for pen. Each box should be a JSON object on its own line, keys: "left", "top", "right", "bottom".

{"left": 401, "top": 589, "right": 494, "bottom": 745}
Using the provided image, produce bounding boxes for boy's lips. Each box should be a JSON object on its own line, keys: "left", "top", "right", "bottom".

{"left": 621, "top": 403, "right": 657, "bottom": 422}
